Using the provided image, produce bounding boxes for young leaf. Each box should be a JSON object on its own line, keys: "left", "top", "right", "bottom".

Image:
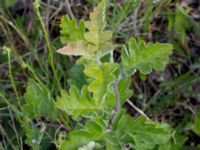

{"left": 85, "top": 0, "right": 107, "bottom": 33}
{"left": 23, "top": 79, "right": 57, "bottom": 121}
{"left": 122, "top": 37, "right": 173, "bottom": 74}
{"left": 84, "top": 0, "right": 107, "bottom": 46}
{"left": 57, "top": 0, "right": 114, "bottom": 59}
{"left": 56, "top": 86, "right": 102, "bottom": 121}
{"left": 84, "top": 63, "right": 119, "bottom": 103}
{"left": 84, "top": 0, "right": 114, "bottom": 56}
{"left": 60, "top": 16, "right": 85, "bottom": 44}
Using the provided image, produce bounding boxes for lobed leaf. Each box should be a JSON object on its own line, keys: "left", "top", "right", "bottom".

{"left": 56, "top": 86, "right": 101, "bottom": 121}
{"left": 59, "top": 118, "right": 106, "bottom": 150}
{"left": 84, "top": 63, "right": 119, "bottom": 103}
{"left": 23, "top": 79, "right": 57, "bottom": 121}
{"left": 57, "top": 41, "right": 93, "bottom": 58}
{"left": 58, "top": 111, "right": 172, "bottom": 150}
{"left": 57, "top": 0, "right": 114, "bottom": 59}
{"left": 60, "top": 16, "right": 85, "bottom": 44}
{"left": 122, "top": 37, "right": 173, "bottom": 74}
{"left": 107, "top": 113, "right": 172, "bottom": 150}
{"left": 84, "top": 0, "right": 114, "bottom": 56}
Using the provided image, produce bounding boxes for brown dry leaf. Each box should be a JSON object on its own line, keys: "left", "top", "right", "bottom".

{"left": 57, "top": 41, "right": 92, "bottom": 58}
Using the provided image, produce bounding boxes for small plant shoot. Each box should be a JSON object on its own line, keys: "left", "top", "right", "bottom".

{"left": 55, "top": 0, "right": 173, "bottom": 149}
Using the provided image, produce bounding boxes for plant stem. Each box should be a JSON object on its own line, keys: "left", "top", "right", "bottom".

{"left": 0, "top": 92, "right": 23, "bottom": 123}
{"left": 127, "top": 100, "right": 149, "bottom": 119}
{"left": 0, "top": 15, "right": 32, "bottom": 51}
{"left": 108, "top": 78, "right": 121, "bottom": 128}
{"left": 7, "top": 48, "right": 23, "bottom": 110}
{"left": 34, "top": 0, "right": 61, "bottom": 90}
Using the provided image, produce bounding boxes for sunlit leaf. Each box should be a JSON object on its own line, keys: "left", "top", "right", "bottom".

{"left": 122, "top": 37, "right": 173, "bottom": 74}
{"left": 57, "top": 0, "right": 114, "bottom": 59}
{"left": 84, "top": 0, "right": 114, "bottom": 56}
{"left": 60, "top": 16, "right": 85, "bottom": 44}
{"left": 56, "top": 86, "right": 101, "bottom": 121}
{"left": 84, "top": 63, "right": 119, "bottom": 102}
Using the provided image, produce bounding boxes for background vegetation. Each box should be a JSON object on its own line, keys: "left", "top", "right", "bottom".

{"left": 0, "top": 0, "right": 200, "bottom": 149}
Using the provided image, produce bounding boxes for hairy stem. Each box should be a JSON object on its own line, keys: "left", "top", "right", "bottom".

{"left": 108, "top": 78, "right": 121, "bottom": 129}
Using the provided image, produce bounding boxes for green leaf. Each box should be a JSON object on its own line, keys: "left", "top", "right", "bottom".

{"left": 122, "top": 37, "right": 173, "bottom": 74}
{"left": 174, "top": 4, "right": 200, "bottom": 45}
{"left": 106, "top": 113, "right": 172, "bottom": 150}
{"left": 174, "top": 4, "right": 189, "bottom": 45}
{"left": 78, "top": 141, "right": 96, "bottom": 150}
{"left": 84, "top": 0, "right": 114, "bottom": 56}
{"left": 1, "top": 0, "right": 17, "bottom": 8}
{"left": 59, "top": 111, "right": 171, "bottom": 150}
{"left": 25, "top": 125, "right": 45, "bottom": 150}
{"left": 23, "top": 79, "right": 57, "bottom": 121}
{"left": 60, "top": 16, "right": 85, "bottom": 44}
{"left": 56, "top": 86, "right": 101, "bottom": 121}
{"left": 57, "top": 0, "right": 114, "bottom": 59}
{"left": 194, "top": 109, "right": 200, "bottom": 136}
{"left": 59, "top": 118, "right": 106, "bottom": 150}
{"left": 194, "top": 116, "right": 200, "bottom": 135}
{"left": 68, "top": 64, "right": 87, "bottom": 90}
{"left": 85, "top": 0, "right": 106, "bottom": 33}
{"left": 84, "top": 63, "right": 119, "bottom": 103}
{"left": 56, "top": 63, "right": 121, "bottom": 121}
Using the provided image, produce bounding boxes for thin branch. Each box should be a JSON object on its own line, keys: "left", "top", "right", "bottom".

{"left": 127, "top": 100, "right": 149, "bottom": 119}
{"left": 8, "top": 108, "right": 21, "bottom": 149}
{"left": 64, "top": 0, "right": 75, "bottom": 19}
{"left": 108, "top": 78, "right": 121, "bottom": 129}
